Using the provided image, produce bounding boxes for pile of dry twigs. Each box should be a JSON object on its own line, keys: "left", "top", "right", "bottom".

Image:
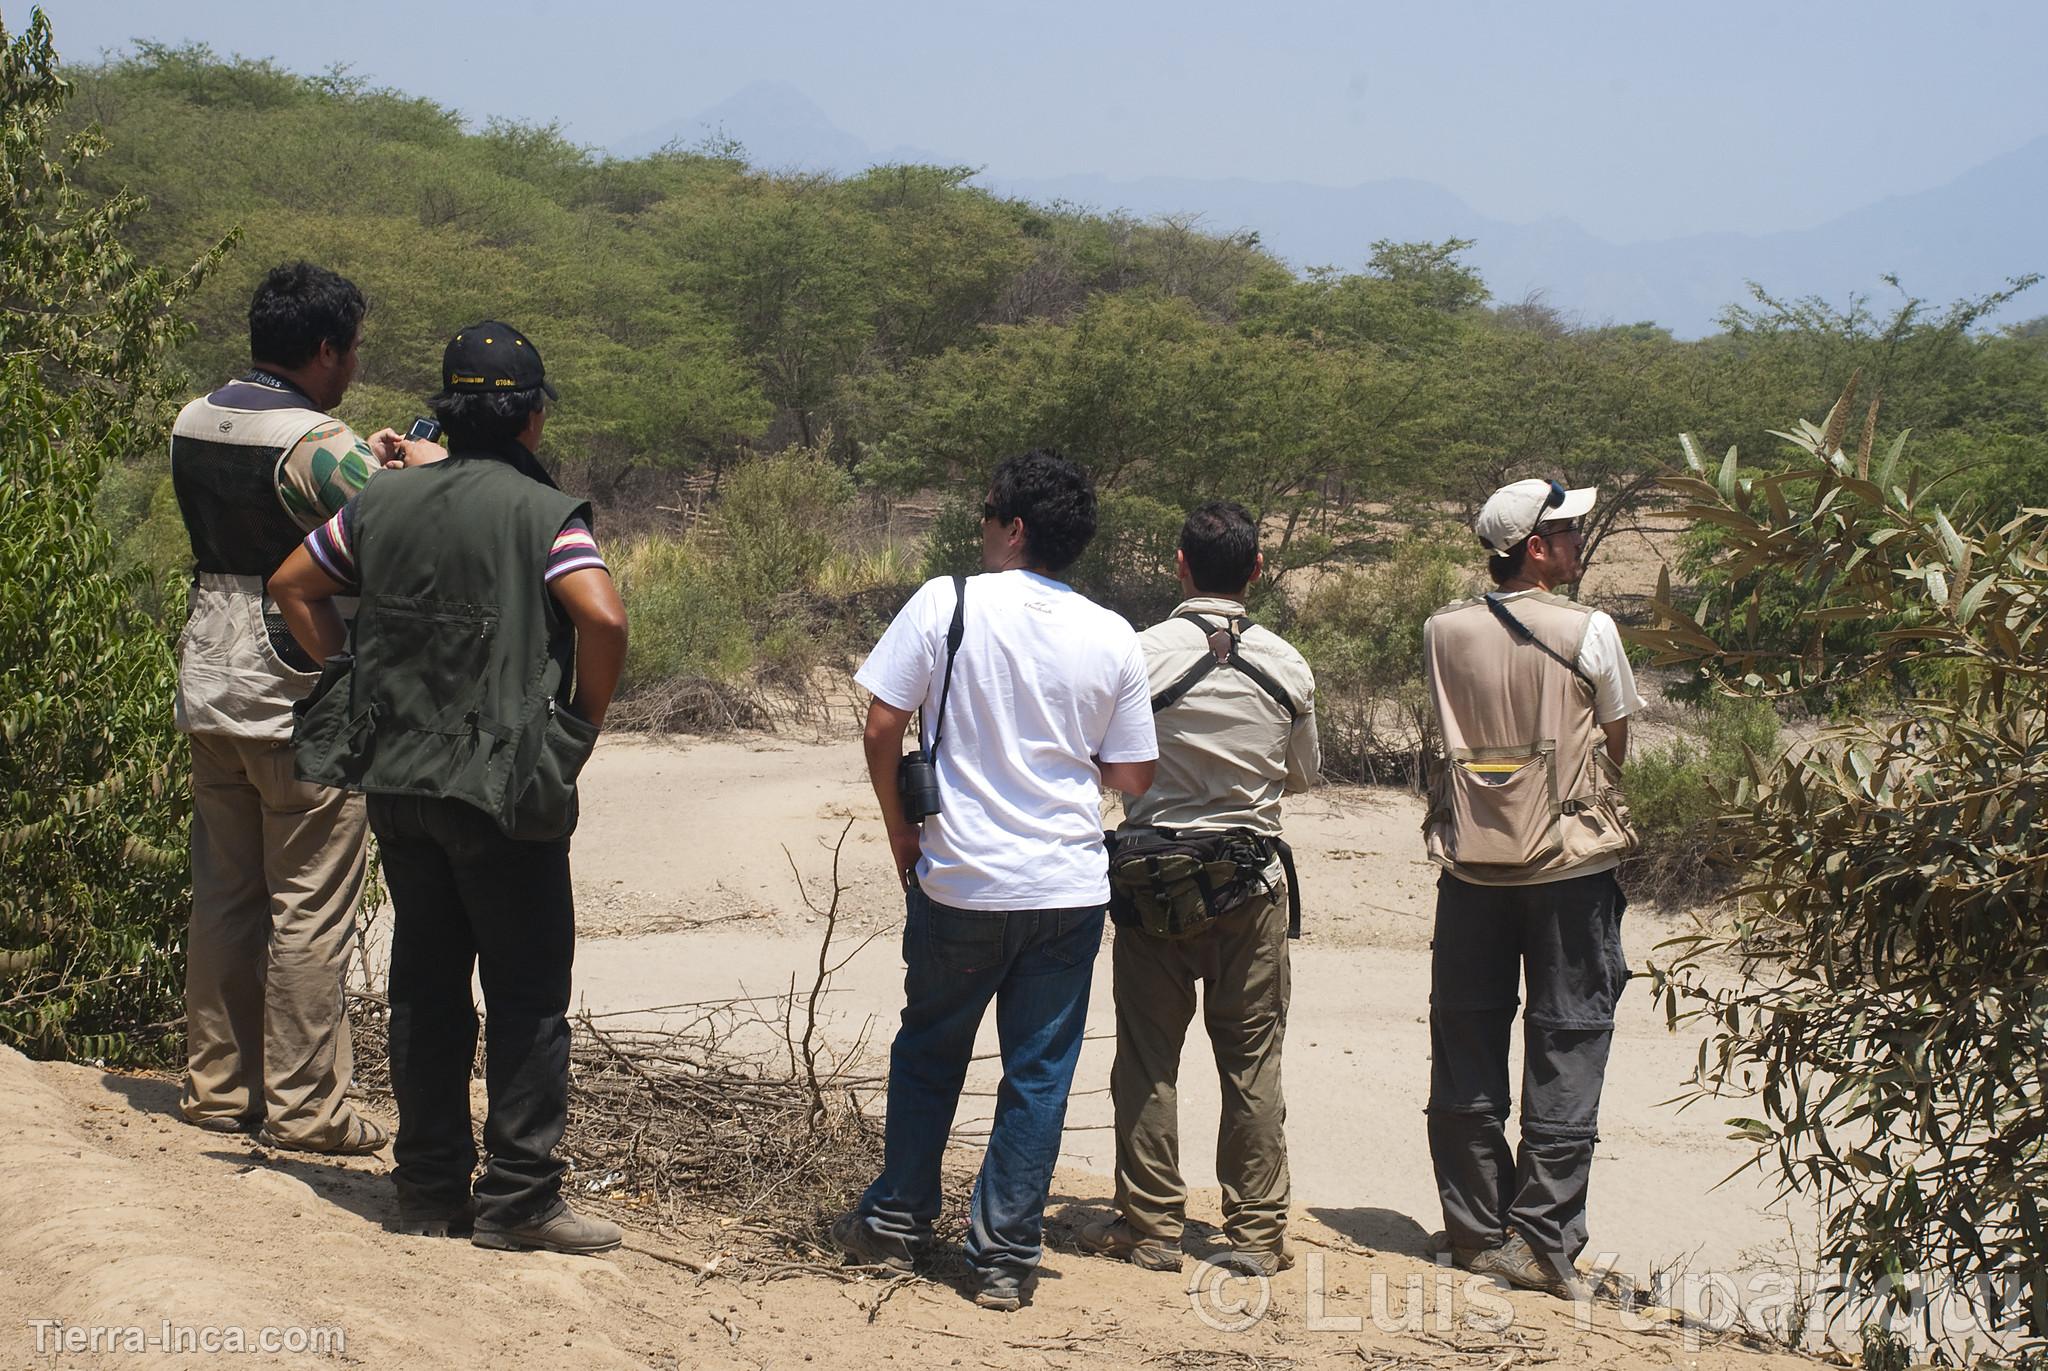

{"left": 344, "top": 819, "right": 889, "bottom": 1267}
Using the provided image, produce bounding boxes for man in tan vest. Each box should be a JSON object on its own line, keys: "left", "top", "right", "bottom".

{"left": 1420, "top": 478, "right": 1641, "bottom": 1299}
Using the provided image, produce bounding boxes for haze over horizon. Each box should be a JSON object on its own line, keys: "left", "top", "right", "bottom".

{"left": 33, "top": 0, "right": 2048, "bottom": 333}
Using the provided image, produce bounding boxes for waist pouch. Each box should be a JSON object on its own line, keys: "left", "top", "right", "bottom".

{"left": 1108, "top": 828, "right": 1276, "bottom": 940}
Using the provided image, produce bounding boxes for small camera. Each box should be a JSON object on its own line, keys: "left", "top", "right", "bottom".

{"left": 897, "top": 749, "right": 941, "bottom": 820}
{"left": 404, "top": 416, "right": 443, "bottom": 443}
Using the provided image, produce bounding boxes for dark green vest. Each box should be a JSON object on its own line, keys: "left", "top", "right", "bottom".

{"left": 293, "top": 444, "right": 598, "bottom": 840}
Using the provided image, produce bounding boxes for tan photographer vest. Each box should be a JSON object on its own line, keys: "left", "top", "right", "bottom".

{"left": 1422, "top": 591, "right": 1637, "bottom": 885}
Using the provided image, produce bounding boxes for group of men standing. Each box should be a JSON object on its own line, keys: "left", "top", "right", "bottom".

{"left": 167, "top": 261, "right": 1641, "bottom": 1307}
{"left": 172, "top": 262, "right": 627, "bottom": 1254}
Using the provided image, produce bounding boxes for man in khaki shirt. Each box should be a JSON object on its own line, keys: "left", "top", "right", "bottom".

{"left": 1081, "top": 501, "right": 1318, "bottom": 1277}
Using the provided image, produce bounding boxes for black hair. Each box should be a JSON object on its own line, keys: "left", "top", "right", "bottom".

{"left": 1179, "top": 500, "right": 1260, "bottom": 594}
{"left": 987, "top": 448, "right": 1097, "bottom": 574}
{"left": 429, "top": 386, "right": 547, "bottom": 446}
{"left": 1486, "top": 537, "right": 1530, "bottom": 586}
{"left": 248, "top": 262, "right": 365, "bottom": 369}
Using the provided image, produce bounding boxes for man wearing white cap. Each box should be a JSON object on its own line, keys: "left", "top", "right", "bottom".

{"left": 1418, "top": 478, "right": 1641, "bottom": 1300}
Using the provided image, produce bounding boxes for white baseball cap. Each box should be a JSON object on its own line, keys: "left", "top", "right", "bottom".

{"left": 1473, "top": 478, "right": 1597, "bottom": 557}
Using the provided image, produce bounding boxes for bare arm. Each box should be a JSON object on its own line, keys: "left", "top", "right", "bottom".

{"left": 1098, "top": 758, "right": 1156, "bottom": 797}
{"left": 863, "top": 696, "right": 922, "bottom": 888}
{"left": 268, "top": 545, "right": 349, "bottom": 663}
{"left": 550, "top": 567, "right": 627, "bottom": 727}
{"left": 1602, "top": 718, "right": 1629, "bottom": 767}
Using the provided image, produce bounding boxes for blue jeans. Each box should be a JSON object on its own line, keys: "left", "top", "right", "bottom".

{"left": 855, "top": 886, "right": 1105, "bottom": 1281}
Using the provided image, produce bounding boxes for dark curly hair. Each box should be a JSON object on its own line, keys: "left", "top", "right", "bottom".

{"left": 429, "top": 386, "right": 548, "bottom": 446}
{"left": 1179, "top": 500, "right": 1259, "bottom": 593}
{"left": 248, "top": 262, "right": 365, "bottom": 369}
{"left": 988, "top": 448, "right": 1097, "bottom": 574}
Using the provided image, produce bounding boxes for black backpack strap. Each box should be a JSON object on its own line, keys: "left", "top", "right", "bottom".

{"left": 1482, "top": 593, "right": 1594, "bottom": 692}
{"left": 926, "top": 575, "right": 968, "bottom": 752}
{"left": 1150, "top": 611, "right": 1299, "bottom": 722}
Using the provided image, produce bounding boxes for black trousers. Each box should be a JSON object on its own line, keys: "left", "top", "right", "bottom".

{"left": 368, "top": 794, "right": 575, "bottom": 1225}
{"left": 1425, "top": 869, "right": 1628, "bottom": 1261}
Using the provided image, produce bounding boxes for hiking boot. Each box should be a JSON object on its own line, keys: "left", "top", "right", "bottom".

{"left": 1217, "top": 1238, "right": 1294, "bottom": 1276}
{"left": 1468, "top": 1231, "right": 1589, "bottom": 1301}
{"left": 471, "top": 1202, "right": 622, "bottom": 1255}
{"left": 1428, "top": 1230, "right": 1486, "bottom": 1270}
{"left": 828, "top": 1212, "right": 916, "bottom": 1274}
{"left": 395, "top": 1198, "right": 476, "bottom": 1238}
{"left": 1077, "top": 1216, "right": 1183, "bottom": 1272}
{"left": 972, "top": 1271, "right": 1032, "bottom": 1312}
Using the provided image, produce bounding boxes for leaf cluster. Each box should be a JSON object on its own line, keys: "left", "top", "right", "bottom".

{"left": 1639, "top": 379, "right": 2048, "bottom": 1348}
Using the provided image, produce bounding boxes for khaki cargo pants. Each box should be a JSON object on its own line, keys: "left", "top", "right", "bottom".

{"left": 181, "top": 732, "right": 369, "bottom": 1146}
{"left": 1108, "top": 881, "right": 1291, "bottom": 1253}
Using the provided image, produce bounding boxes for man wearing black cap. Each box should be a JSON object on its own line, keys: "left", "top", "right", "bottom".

{"left": 1418, "top": 477, "right": 1641, "bottom": 1300}
{"left": 270, "top": 321, "right": 629, "bottom": 1255}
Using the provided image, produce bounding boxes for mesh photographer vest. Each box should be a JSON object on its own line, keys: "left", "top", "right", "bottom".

{"left": 170, "top": 384, "right": 343, "bottom": 739}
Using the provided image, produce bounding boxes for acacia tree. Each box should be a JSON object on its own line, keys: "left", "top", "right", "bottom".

{"left": 1, "top": 8, "right": 230, "bottom": 1062}
{"left": 1637, "top": 383, "right": 2048, "bottom": 1352}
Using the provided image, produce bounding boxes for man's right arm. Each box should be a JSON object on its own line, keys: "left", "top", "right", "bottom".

{"left": 862, "top": 697, "right": 924, "bottom": 889}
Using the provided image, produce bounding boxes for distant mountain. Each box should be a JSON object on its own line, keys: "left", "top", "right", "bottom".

{"left": 612, "top": 92, "right": 2047, "bottom": 338}
{"left": 611, "top": 80, "right": 941, "bottom": 170}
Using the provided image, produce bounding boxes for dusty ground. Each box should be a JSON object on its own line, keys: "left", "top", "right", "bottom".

{"left": 2, "top": 730, "right": 1850, "bottom": 1371}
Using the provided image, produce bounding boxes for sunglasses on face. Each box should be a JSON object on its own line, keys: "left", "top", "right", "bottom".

{"left": 982, "top": 501, "right": 1003, "bottom": 522}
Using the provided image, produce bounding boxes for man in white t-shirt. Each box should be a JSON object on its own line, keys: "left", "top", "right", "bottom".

{"left": 833, "top": 450, "right": 1158, "bottom": 1311}
{"left": 1419, "top": 478, "right": 1642, "bottom": 1302}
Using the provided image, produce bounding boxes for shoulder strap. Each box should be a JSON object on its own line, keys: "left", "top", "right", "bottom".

{"left": 926, "top": 575, "right": 968, "bottom": 752}
{"left": 1150, "top": 611, "right": 1299, "bottom": 721}
{"left": 1482, "top": 593, "right": 1594, "bottom": 692}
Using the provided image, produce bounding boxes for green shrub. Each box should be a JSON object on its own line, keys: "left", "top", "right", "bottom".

{"left": 1, "top": 11, "right": 231, "bottom": 1064}
{"left": 1641, "top": 394, "right": 2048, "bottom": 1346}
{"left": 1622, "top": 695, "right": 1781, "bottom": 902}
{"left": 716, "top": 448, "right": 856, "bottom": 612}
{"left": 1291, "top": 537, "right": 1475, "bottom": 783}
{"left": 612, "top": 536, "right": 754, "bottom": 689}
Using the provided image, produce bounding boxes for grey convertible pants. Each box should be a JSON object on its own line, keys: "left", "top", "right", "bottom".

{"left": 1425, "top": 869, "right": 1628, "bottom": 1262}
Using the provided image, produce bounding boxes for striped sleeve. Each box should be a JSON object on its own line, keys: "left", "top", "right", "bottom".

{"left": 545, "top": 515, "right": 608, "bottom": 583}
{"left": 303, "top": 498, "right": 360, "bottom": 589}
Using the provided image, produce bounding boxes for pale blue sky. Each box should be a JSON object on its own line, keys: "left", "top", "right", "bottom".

{"left": 33, "top": 0, "right": 2048, "bottom": 242}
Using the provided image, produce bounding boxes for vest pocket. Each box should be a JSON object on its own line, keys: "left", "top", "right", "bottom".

{"left": 505, "top": 701, "right": 599, "bottom": 842}
{"left": 363, "top": 596, "right": 497, "bottom": 733}
{"left": 1443, "top": 746, "right": 1564, "bottom": 869}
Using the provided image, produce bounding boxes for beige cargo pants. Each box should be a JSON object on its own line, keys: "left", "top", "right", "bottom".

{"left": 181, "top": 732, "right": 369, "bottom": 1146}
{"left": 1108, "top": 882, "right": 1291, "bottom": 1253}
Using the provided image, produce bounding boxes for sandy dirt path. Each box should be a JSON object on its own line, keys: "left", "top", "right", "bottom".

{"left": 0, "top": 731, "right": 1835, "bottom": 1371}
{"left": 569, "top": 735, "right": 1802, "bottom": 1289}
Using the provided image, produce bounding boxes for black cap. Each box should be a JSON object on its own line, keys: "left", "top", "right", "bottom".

{"left": 439, "top": 321, "right": 557, "bottom": 400}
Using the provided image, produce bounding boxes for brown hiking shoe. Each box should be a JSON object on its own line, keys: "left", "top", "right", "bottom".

{"left": 1218, "top": 1238, "right": 1294, "bottom": 1276}
{"left": 472, "top": 1202, "right": 622, "bottom": 1256}
{"left": 1468, "top": 1232, "right": 1589, "bottom": 1301}
{"left": 1077, "top": 1216, "right": 1183, "bottom": 1272}
{"left": 828, "top": 1212, "right": 917, "bottom": 1274}
{"left": 1429, "top": 1230, "right": 1486, "bottom": 1270}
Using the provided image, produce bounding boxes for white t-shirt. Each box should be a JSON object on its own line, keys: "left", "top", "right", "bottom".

{"left": 1497, "top": 589, "right": 1643, "bottom": 724}
{"left": 856, "top": 570, "right": 1157, "bottom": 911}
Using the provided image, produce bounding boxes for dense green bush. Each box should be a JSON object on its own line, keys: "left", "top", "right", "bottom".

{"left": 1620, "top": 695, "right": 1781, "bottom": 901}
{"left": 1, "top": 12, "right": 229, "bottom": 1064}
{"left": 1290, "top": 537, "right": 1474, "bottom": 783}
{"left": 610, "top": 448, "right": 910, "bottom": 728}
{"left": 1641, "top": 394, "right": 2048, "bottom": 1352}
